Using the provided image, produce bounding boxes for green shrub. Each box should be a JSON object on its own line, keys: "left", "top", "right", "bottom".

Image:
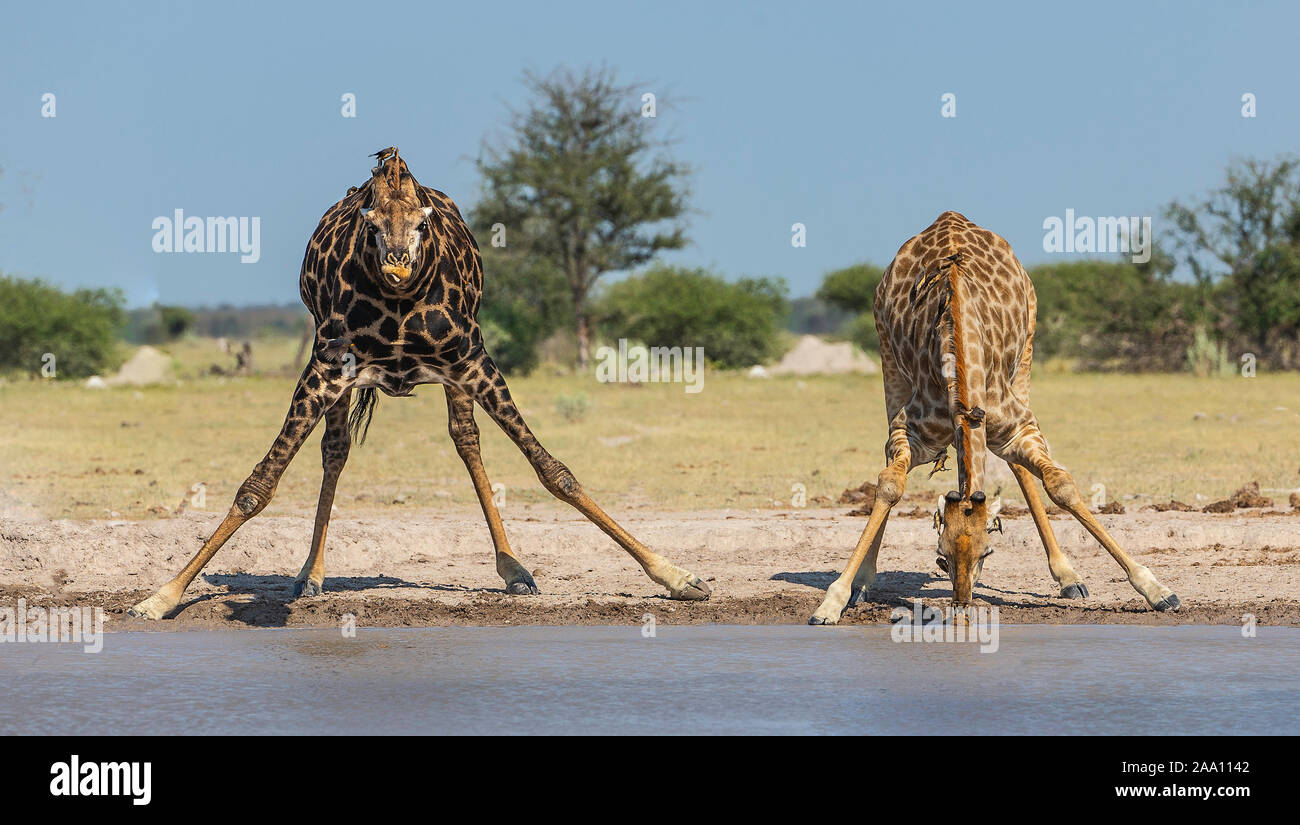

{"left": 815, "top": 263, "right": 884, "bottom": 352}
{"left": 1029, "top": 259, "right": 1201, "bottom": 370}
{"left": 124, "top": 304, "right": 194, "bottom": 344}
{"left": 478, "top": 248, "right": 570, "bottom": 374}
{"left": 0, "top": 275, "right": 125, "bottom": 379}
{"left": 594, "top": 265, "right": 788, "bottom": 369}
{"left": 1185, "top": 326, "right": 1233, "bottom": 377}
{"left": 554, "top": 393, "right": 590, "bottom": 422}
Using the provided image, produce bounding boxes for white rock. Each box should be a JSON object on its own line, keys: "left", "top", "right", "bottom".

{"left": 769, "top": 335, "right": 879, "bottom": 376}
{"left": 106, "top": 346, "right": 172, "bottom": 387}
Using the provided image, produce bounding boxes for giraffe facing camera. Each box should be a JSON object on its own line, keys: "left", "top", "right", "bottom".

{"left": 128, "top": 149, "right": 710, "bottom": 620}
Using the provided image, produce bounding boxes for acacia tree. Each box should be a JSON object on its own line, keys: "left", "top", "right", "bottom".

{"left": 1166, "top": 157, "right": 1300, "bottom": 287}
{"left": 474, "top": 65, "right": 690, "bottom": 368}
{"left": 1166, "top": 156, "right": 1300, "bottom": 364}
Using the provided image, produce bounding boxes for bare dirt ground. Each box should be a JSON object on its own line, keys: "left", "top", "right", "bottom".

{"left": 2, "top": 496, "right": 1298, "bottom": 629}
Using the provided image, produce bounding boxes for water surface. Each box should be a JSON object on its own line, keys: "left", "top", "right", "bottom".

{"left": 2, "top": 625, "right": 1294, "bottom": 735}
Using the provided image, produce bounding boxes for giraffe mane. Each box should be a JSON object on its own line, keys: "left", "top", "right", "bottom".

{"left": 918, "top": 250, "right": 982, "bottom": 499}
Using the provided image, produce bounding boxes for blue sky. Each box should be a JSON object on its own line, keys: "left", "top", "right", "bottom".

{"left": 1, "top": 0, "right": 1297, "bottom": 307}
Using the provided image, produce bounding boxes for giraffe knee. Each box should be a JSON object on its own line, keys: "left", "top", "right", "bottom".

{"left": 447, "top": 416, "right": 480, "bottom": 454}
{"left": 538, "top": 460, "right": 582, "bottom": 500}
{"left": 875, "top": 467, "right": 907, "bottom": 506}
{"left": 324, "top": 444, "right": 350, "bottom": 465}
{"left": 1041, "top": 467, "right": 1081, "bottom": 509}
{"left": 234, "top": 478, "right": 275, "bottom": 517}
{"left": 321, "top": 434, "right": 351, "bottom": 463}
{"left": 235, "top": 493, "right": 266, "bottom": 517}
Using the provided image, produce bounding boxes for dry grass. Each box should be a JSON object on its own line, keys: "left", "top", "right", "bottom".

{"left": 1, "top": 337, "right": 1297, "bottom": 520}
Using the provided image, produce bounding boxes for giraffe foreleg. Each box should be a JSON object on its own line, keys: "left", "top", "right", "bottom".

{"left": 847, "top": 512, "right": 891, "bottom": 607}
{"left": 293, "top": 391, "right": 353, "bottom": 598}
{"left": 1007, "top": 462, "right": 1088, "bottom": 599}
{"left": 444, "top": 385, "right": 538, "bottom": 595}
{"left": 129, "top": 361, "right": 351, "bottom": 619}
{"left": 452, "top": 354, "right": 709, "bottom": 601}
{"left": 810, "top": 445, "right": 911, "bottom": 625}
{"left": 1004, "top": 431, "right": 1179, "bottom": 611}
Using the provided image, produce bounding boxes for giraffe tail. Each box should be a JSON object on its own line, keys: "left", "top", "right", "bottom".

{"left": 349, "top": 388, "right": 378, "bottom": 445}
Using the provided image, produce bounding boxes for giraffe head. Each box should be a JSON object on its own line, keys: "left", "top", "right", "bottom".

{"left": 933, "top": 490, "right": 1001, "bottom": 606}
{"left": 358, "top": 149, "right": 435, "bottom": 292}
{"left": 359, "top": 202, "right": 434, "bottom": 290}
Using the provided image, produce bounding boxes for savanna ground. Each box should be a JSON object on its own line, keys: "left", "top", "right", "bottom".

{"left": 1, "top": 337, "right": 1298, "bottom": 628}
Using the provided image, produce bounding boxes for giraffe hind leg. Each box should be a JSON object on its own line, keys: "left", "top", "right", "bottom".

{"left": 293, "top": 391, "right": 353, "bottom": 598}
{"left": 1001, "top": 426, "right": 1179, "bottom": 611}
{"left": 453, "top": 353, "right": 709, "bottom": 601}
{"left": 1006, "top": 461, "right": 1088, "bottom": 599}
{"left": 444, "top": 385, "right": 538, "bottom": 595}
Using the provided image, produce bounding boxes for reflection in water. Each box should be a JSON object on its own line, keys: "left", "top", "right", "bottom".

{"left": 2, "top": 626, "right": 1297, "bottom": 735}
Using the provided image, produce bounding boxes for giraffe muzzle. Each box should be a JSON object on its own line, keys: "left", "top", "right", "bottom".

{"left": 380, "top": 252, "right": 412, "bottom": 284}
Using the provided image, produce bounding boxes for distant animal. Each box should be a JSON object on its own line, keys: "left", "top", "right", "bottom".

{"left": 809, "top": 211, "right": 1179, "bottom": 624}
{"left": 129, "top": 148, "right": 709, "bottom": 619}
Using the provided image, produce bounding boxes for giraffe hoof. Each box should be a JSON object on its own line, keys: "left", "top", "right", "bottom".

{"left": 1154, "top": 593, "right": 1181, "bottom": 612}
{"left": 670, "top": 576, "right": 711, "bottom": 601}
{"left": 808, "top": 614, "right": 837, "bottom": 626}
{"left": 498, "top": 559, "right": 539, "bottom": 595}
{"left": 293, "top": 579, "right": 323, "bottom": 598}
{"left": 847, "top": 585, "right": 871, "bottom": 607}
{"left": 1060, "top": 583, "right": 1089, "bottom": 600}
{"left": 127, "top": 593, "right": 175, "bottom": 620}
{"left": 506, "top": 577, "right": 540, "bottom": 595}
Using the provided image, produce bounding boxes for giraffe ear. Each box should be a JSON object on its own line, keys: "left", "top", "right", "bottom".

{"left": 986, "top": 498, "right": 1003, "bottom": 533}
{"left": 359, "top": 208, "right": 375, "bottom": 220}
{"left": 421, "top": 206, "right": 434, "bottom": 218}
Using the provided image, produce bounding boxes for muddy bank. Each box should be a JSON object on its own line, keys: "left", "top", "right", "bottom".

{"left": 2, "top": 507, "right": 1298, "bottom": 628}
{"left": 6, "top": 587, "right": 1295, "bottom": 629}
